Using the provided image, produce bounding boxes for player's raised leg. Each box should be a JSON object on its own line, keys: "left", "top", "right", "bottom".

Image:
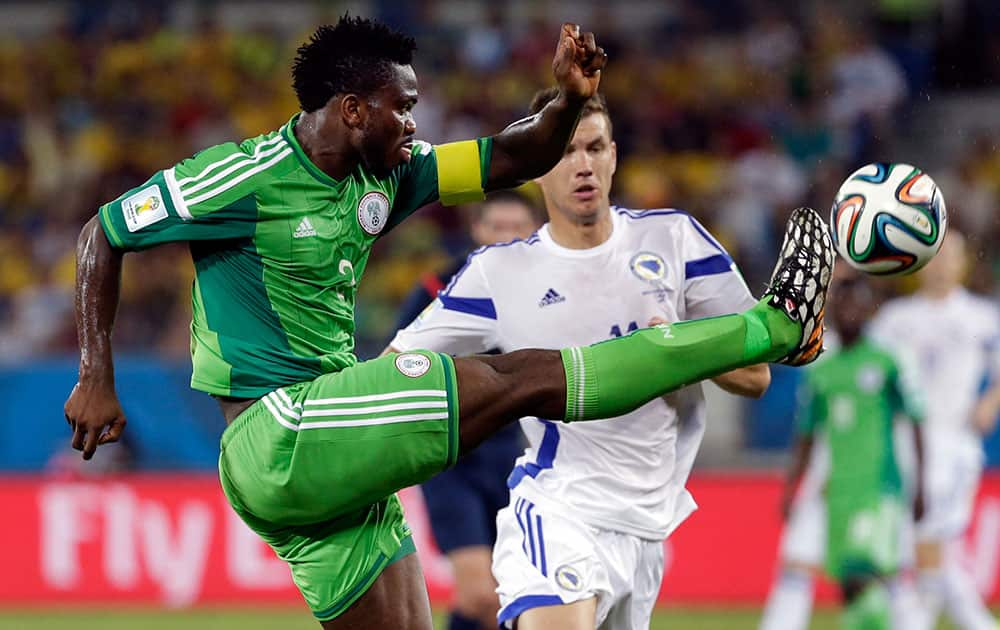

{"left": 454, "top": 206, "right": 833, "bottom": 454}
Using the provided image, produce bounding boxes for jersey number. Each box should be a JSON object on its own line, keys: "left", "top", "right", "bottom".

{"left": 609, "top": 321, "right": 639, "bottom": 338}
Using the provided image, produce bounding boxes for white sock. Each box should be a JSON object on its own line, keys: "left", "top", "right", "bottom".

{"left": 759, "top": 567, "right": 814, "bottom": 630}
{"left": 939, "top": 545, "right": 998, "bottom": 630}
{"left": 917, "top": 568, "right": 946, "bottom": 630}
{"left": 889, "top": 574, "right": 925, "bottom": 630}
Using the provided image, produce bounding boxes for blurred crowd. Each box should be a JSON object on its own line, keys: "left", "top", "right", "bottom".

{"left": 1, "top": 0, "right": 999, "bottom": 361}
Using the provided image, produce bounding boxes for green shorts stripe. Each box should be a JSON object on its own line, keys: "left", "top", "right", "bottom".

{"left": 218, "top": 350, "right": 461, "bottom": 621}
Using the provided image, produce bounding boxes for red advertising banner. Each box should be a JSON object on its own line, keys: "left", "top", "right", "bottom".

{"left": 1, "top": 473, "right": 997, "bottom": 608}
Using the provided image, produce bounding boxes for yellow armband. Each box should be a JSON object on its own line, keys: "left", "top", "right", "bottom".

{"left": 435, "top": 140, "right": 486, "bottom": 206}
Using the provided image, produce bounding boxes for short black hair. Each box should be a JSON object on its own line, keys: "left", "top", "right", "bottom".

{"left": 292, "top": 14, "right": 417, "bottom": 112}
{"left": 529, "top": 87, "right": 612, "bottom": 135}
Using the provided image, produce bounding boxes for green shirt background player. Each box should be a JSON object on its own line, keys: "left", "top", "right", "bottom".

{"left": 782, "top": 268, "right": 925, "bottom": 630}
{"left": 63, "top": 14, "right": 834, "bottom": 630}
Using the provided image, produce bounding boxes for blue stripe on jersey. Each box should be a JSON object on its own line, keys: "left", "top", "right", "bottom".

{"left": 440, "top": 233, "right": 541, "bottom": 297}
{"left": 498, "top": 595, "right": 565, "bottom": 625}
{"left": 686, "top": 253, "right": 734, "bottom": 279}
{"left": 536, "top": 512, "right": 547, "bottom": 576}
{"left": 507, "top": 420, "right": 560, "bottom": 489}
{"left": 614, "top": 206, "right": 729, "bottom": 255}
{"left": 438, "top": 295, "right": 497, "bottom": 319}
{"left": 514, "top": 498, "right": 528, "bottom": 555}
{"left": 525, "top": 502, "right": 537, "bottom": 566}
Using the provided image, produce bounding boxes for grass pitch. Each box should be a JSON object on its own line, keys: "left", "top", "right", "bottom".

{"left": 0, "top": 607, "right": 839, "bottom": 629}
{"left": 0, "top": 607, "right": 977, "bottom": 628}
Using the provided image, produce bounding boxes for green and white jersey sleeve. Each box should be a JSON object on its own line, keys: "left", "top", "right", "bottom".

{"left": 384, "top": 137, "right": 492, "bottom": 234}
{"left": 98, "top": 132, "right": 294, "bottom": 250}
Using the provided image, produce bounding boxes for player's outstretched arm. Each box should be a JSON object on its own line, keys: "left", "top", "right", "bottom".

{"left": 63, "top": 215, "right": 127, "bottom": 460}
{"left": 486, "top": 23, "right": 606, "bottom": 190}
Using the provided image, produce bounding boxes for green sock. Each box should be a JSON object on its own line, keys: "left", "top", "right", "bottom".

{"left": 561, "top": 298, "right": 802, "bottom": 421}
{"left": 842, "top": 583, "right": 890, "bottom": 630}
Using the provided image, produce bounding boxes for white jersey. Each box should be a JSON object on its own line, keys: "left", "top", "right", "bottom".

{"left": 869, "top": 289, "right": 1000, "bottom": 463}
{"left": 392, "top": 207, "right": 756, "bottom": 540}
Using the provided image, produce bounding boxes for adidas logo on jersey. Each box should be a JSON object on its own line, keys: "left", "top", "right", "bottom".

{"left": 538, "top": 288, "right": 566, "bottom": 307}
{"left": 293, "top": 217, "right": 317, "bottom": 238}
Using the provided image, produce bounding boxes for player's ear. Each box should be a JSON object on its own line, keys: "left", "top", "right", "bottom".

{"left": 340, "top": 94, "right": 365, "bottom": 129}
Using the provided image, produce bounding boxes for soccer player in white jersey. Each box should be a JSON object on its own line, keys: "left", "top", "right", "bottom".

{"left": 389, "top": 89, "right": 773, "bottom": 629}
{"left": 869, "top": 230, "right": 1000, "bottom": 630}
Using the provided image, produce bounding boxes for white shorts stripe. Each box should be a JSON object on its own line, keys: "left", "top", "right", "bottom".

{"left": 274, "top": 387, "right": 299, "bottom": 410}
{"left": 298, "top": 412, "right": 449, "bottom": 430}
{"left": 300, "top": 400, "right": 449, "bottom": 418}
{"left": 304, "top": 389, "right": 447, "bottom": 406}
{"left": 261, "top": 395, "right": 299, "bottom": 431}
{"left": 265, "top": 392, "right": 301, "bottom": 422}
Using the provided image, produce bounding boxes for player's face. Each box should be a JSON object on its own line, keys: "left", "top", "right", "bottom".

{"left": 831, "top": 273, "right": 877, "bottom": 341}
{"left": 470, "top": 201, "right": 539, "bottom": 246}
{"left": 537, "top": 113, "right": 616, "bottom": 224}
{"left": 358, "top": 64, "right": 418, "bottom": 177}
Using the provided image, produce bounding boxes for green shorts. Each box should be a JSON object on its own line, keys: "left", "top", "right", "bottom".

{"left": 826, "top": 494, "right": 903, "bottom": 581}
{"left": 218, "top": 351, "right": 460, "bottom": 621}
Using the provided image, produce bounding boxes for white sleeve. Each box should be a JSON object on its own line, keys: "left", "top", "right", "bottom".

{"left": 867, "top": 303, "right": 900, "bottom": 348}
{"left": 681, "top": 215, "right": 758, "bottom": 319}
{"left": 390, "top": 254, "right": 501, "bottom": 355}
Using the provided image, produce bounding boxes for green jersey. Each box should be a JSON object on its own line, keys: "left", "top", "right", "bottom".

{"left": 99, "top": 113, "right": 491, "bottom": 397}
{"left": 797, "top": 338, "right": 923, "bottom": 499}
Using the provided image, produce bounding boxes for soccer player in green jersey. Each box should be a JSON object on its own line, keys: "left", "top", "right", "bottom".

{"left": 782, "top": 269, "right": 925, "bottom": 630}
{"left": 64, "top": 15, "right": 833, "bottom": 628}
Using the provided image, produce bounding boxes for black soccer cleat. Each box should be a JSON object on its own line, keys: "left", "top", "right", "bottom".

{"left": 764, "top": 207, "right": 835, "bottom": 366}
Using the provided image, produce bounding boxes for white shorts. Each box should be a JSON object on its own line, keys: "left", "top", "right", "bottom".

{"left": 493, "top": 495, "right": 664, "bottom": 629}
{"left": 780, "top": 492, "right": 826, "bottom": 568}
{"left": 918, "top": 452, "right": 983, "bottom": 541}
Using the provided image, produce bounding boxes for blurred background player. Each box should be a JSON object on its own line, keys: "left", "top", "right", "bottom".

{"left": 758, "top": 410, "right": 830, "bottom": 630}
{"left": 391, "top": 191, "right": 542, "bottom": 630}
{"left": 777, "top": 269, "right": 925, "bottom": 630}
{"left": 870, "top": 231, "right": 1000, "bottom": 630}
{"left": 389, "top": 88, "right": 774, "bottom": 629}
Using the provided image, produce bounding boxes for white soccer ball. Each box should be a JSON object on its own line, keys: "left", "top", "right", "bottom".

{"left": 829, "top": 162, "right": 947, "bottom": 276}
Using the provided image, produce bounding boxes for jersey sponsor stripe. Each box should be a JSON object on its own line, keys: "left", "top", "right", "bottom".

{"left": 304, "top": 389, "right": 447, "bottom": 405}
{"left": 183, "top": 144, "right": 292, "bottom": 204}
{"left": 300, "top": 400, "right": 449, "bottom": 417}
{"left": 176, "top": 134, "right": 286, "bottom": 187}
